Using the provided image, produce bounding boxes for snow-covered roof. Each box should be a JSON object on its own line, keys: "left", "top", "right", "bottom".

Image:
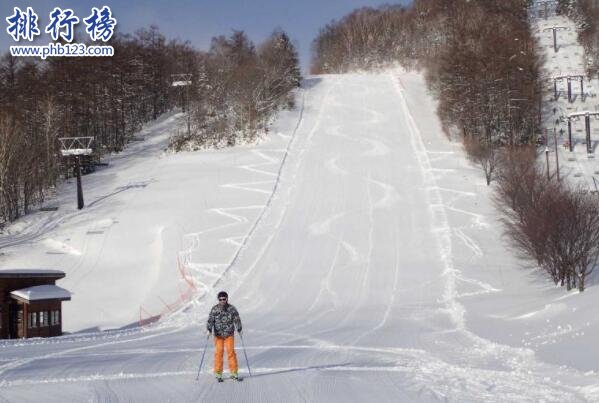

{"left": 0, "top": 269, "right": 65, "bottom": 278}
{"left": 10, "top": 285, "right": 71, "bottom": 302}
{"left": 172, "top": 80, "right": 191, "bottom": 87}
{"left": 60, "top": 148, "right": 92, "bottom": 156}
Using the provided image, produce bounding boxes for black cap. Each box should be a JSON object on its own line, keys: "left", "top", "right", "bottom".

{"left": 217, "top": 291, "right": 228, "bottom": 299}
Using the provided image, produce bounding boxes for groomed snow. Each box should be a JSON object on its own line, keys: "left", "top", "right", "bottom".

{"left": 0, "top": 66, "right": 598, "bottom": 401}
{"left": 10, "top": 285, "right": 71, "bottom": 302}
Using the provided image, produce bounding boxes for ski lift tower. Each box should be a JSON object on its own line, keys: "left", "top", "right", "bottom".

{"left": 542, "top": 26, "right": 569, "bottom": 53}
{"left": 565, "top": 111, "right": 599, "bottom": 154}
{"left": 171, "top": 73, "right": 192, "bottom": 136}
{"left": 553, "top": 74, "right": 586, "bottom": 102}
{"left": 536, "top": 0, "right": 557, "bottom": 20}
{"left": 58, "top": 137, "right": 94, "bottom": 210}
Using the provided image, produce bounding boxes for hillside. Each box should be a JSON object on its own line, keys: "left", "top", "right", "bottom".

{"left": 0, "top": 70, "right": 598, "bottom": 402}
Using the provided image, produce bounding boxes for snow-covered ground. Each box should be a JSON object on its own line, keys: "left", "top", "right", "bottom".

{"left": 1, "top": 69, "right": 599, "bottom": 401}
{"left": 0, "top": 109, "right": 299, "bottom": 332}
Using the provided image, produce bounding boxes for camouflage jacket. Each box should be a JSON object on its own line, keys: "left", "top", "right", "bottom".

{"left": 207, "top": 303, "right": 242, "bottom": 337}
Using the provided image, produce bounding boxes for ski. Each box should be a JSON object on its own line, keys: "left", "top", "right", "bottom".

{"left": 215, "top": 376, "right": 242, "bottom": 383}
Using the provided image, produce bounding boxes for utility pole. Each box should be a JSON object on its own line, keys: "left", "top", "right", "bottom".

{"left": 545, "top": 147, "right": 551, "bottom": 180}
{"left": 586, "top": 113, "right": 592, "bottom": 154}
{"left": 567, "top": 77, "right": 572, "bottom": 102}
{"left": 553, "top": 127, "right": 560, "bottom": 181}
{"left": 75, "top": 156, "right": 84, "bottom": 209}
{"left": 567, "top": 116, "right": 573, "bottom": 152}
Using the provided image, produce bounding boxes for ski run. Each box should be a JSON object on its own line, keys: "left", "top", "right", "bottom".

{"left": 2, "top": 9, "right": 599, "bottom": 403}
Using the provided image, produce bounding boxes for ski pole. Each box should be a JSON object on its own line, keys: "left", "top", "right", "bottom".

{"left": 196, "top": 333, "right": 210, "bottom": 381}
{"left": 239, "top": 333, "right": 252, "bottom": 377}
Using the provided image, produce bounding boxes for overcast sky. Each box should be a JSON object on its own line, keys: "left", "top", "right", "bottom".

{"left": 1, "top": 0, "right": 410, "bottom": 72}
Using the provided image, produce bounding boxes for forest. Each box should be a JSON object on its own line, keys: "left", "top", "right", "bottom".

{"left": 312, "top": 0, "right": 543, "bottom": 150}
{"left": 0, "top": 26, "right": 300, "bottom": 225}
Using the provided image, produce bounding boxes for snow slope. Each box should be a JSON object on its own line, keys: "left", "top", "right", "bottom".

{"left": 1, "top": 71, "right": 599, "bottom": 402}
{"left": 0, "top": 109, "right": 299, "bottom": 332}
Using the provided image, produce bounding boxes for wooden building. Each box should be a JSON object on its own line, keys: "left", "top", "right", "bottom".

{"left": 0, "top": 270, "right": 71, "bottom": 339}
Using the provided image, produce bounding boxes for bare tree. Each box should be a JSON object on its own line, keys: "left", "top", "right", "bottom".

{"left": 558, "top": 188, "right": 599, "bottom": 291}
{"left": 495, "top": 147, "right": 599, "bottom": 292}
{"left": 0, "top": 111, "right": 21, "bottom": 222}
{"left": 170, "top": 29, "right": 301, "bottom": 151}
{"left": 463, "top": 135, "right": 499, "bottom": 185}
{"left": 311, "top": 0, "right": 543, "bottom": 153}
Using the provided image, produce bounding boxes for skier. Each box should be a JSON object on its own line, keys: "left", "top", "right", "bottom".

{"left": 206, "top": 291, "right": 243, "bottom": 382}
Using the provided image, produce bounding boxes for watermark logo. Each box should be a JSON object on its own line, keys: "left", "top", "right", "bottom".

{"left": 6, "top": 5, "right": 117, "bottom": 58}
{"left": 46, "top": 8, "right": 79, "bottom": 42}
{"left": 84, "top": 6, "right": 117, "bottom": 42}
{"left": 6, "top": 7, "right": 41, "bottom": 41}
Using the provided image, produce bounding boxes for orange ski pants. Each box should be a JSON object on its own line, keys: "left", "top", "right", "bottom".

{"left": 214, "top": 335, "right": 238, "bottom": 374}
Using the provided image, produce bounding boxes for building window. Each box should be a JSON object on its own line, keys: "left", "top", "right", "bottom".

{"left": 40, "top": 311, "right": 49, "bottom": 327}
{"left": 51, "top": 310, "right": 60, "bottom": 326}
{"left": 28, "top": 312, "right": 37, "bottom": 328}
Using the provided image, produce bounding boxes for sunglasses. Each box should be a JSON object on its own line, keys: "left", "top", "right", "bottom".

{"left": 218, "top": 298, "right": 227, "bottom": 301}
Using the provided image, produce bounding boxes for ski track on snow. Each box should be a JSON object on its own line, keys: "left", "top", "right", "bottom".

{"left": 391, "top": 71, "right": 597, "bottom": 401}
{"left": 163, "top": 89, "right": 311, "bottom": 324}
{"left": 3, "top": 62, "right": 599, "bottom": 401}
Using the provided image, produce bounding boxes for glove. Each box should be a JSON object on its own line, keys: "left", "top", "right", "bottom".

{"left": 206, "top": 330, "right": 211, "bottom": 337}
{"left": 238, "top": 330, "right": 243, "bottom": 337}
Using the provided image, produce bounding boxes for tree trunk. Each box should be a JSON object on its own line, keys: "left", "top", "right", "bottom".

{"left": 579, "top": 273, "right": 585, "bottom": 292}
